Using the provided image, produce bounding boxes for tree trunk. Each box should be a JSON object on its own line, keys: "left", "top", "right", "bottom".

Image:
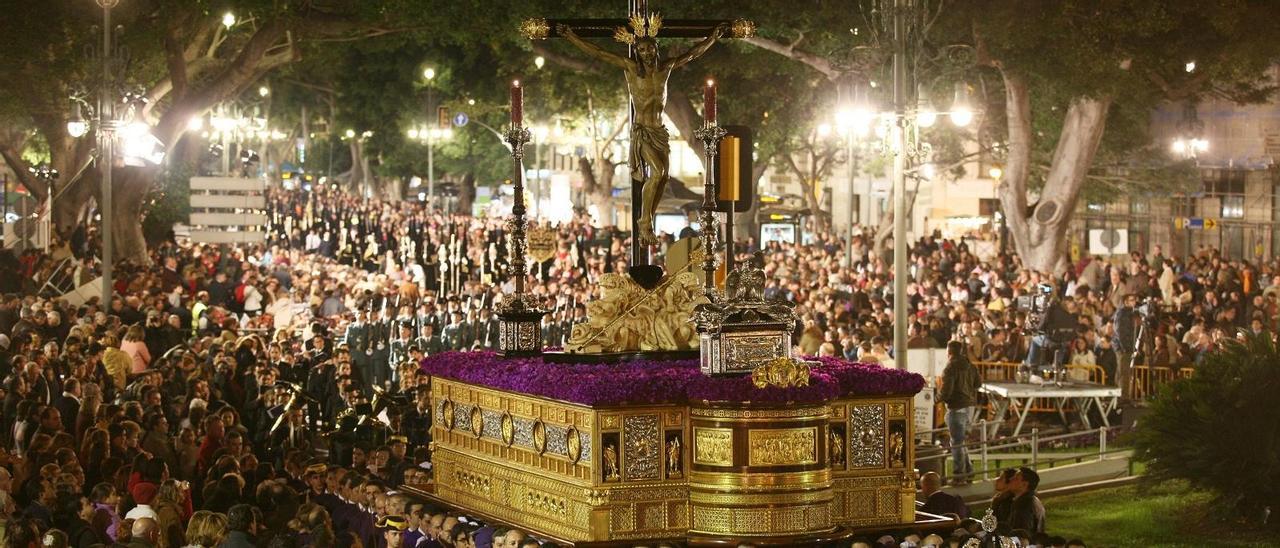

{"left": 459, "top": 172, "right": 476, "bottom": 214}
{"left": 997, "top": 70, "right": 1112, "bottom": 274}
{"left": 579, "top": 156, "right": 618, "bottom": 226}
{"left": 110, "top": 167, "right": 156, "bottom": 266}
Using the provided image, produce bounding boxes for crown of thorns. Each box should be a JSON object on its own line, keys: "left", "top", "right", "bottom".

{"left": 614, "top": 13, "right": 662, "bottom": 45}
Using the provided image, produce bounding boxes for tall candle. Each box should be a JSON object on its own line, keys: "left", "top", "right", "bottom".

{"left": 704, "top": 79, "right": 717, "bottom": 124}
{"left": 511, "top": 80, "right": 524, "bottom": 126}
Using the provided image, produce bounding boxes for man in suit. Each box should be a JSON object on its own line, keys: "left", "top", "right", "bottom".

{"left": 474, "top": 308, "right": 499, "bottom": 350}
{"left": 388, "top": 323, "right": 415, "bottom": 386}
{"left": 346, "top": 310, "right": 373, "bottom": 388}
{"left": 415, "top": 324, "right": 444, "bottom": 356}
{"left": 54, "top": 377, "right": 82, "bottom": 434}
{"left": 369, "top": 313, "right": 392, "bottom": 389}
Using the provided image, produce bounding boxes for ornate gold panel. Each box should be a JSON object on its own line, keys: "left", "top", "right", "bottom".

{"left": 747, "top": 427, "right": 818, "bottom": 466}
{"left": 692, "top": 427, "right": 733, "bottom": 466}
{"left": 690, "top": 504, "right": 830, "bottom": 536}
{"left": 691, "top": 406, "right": 825, "bottom": 419}
{"left": 601, "top": 414, "right": 620, "bottom": 430}
{"left": 623, "top": 415, "right": 661, "bottom": 481}
{"left": 664, "top": 410, "right": 683, "bottom": 427}
{"left": 888, "top": 402, "right": 907, "bottom": 418}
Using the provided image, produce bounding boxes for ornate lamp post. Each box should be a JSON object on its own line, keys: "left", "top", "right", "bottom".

{"left": 876, "top": 0, "right": 976, "bottom": 370}
{"left": 92, "top": 0, "right": 122, "bottom": 307}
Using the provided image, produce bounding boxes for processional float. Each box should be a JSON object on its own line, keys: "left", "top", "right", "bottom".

{"left": 413, "top": 6, "right": 927, "bottom": 546}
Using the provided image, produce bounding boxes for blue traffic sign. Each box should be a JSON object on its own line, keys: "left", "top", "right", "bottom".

{"left": 453, "top": 112, "right": 469, "bottom": 127}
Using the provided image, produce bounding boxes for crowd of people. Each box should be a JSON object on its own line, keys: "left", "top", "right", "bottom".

{"left": 1, "top": 182, "right": 1275, "bottom": 546}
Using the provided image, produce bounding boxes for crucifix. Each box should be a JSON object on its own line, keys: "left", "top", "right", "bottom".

{"left": 522, "top": 2, "right": 753, "bottom": 289}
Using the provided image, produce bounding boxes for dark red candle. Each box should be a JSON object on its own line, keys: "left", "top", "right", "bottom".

{"left": 704, "top": 78, "right": 717, "bottom": 124}
{"left": 511, "top": 80, "right": 523, "bottom": 126}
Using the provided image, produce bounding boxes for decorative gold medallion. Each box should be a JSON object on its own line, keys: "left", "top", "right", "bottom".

{"left": 500, "top": 413, "right": 515, "bottom": 446}
{"left": 532, "top": 420, "right": 547, "bottom": 453}
{"left": 470, "top": 406, "right": 484, "bottom": 438}
{"left": 441, "top": 400, "right": 455, "bottom": 430}
{"left": 566, "top": 426, "right": 582, "bottom": 463}
{"left": 751, "top": 357, "right": 812, "bottom": 389}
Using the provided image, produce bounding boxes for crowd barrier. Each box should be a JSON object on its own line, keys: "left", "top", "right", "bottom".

{"left": 932, "top": 361, "right": 1194, "bottom": 427}
{"left": 1129, "top": 365, "right": 1195, "bottom": 400}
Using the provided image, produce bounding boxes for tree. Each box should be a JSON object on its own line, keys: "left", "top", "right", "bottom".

{"left": 734, "top": 1, "right": 1280, "bottom": 272}
{"left": 0, "top": 0, "right": 459, "bottom": 265}
{"left": 963, "top": 0, "right": 1280, "bottom": 272}
{"left": 1135, "top": 334, "right": 1280, "bottom": 528}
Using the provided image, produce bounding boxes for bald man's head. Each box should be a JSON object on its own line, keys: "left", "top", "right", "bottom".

{"left": 132, "top": 517, "right": 159, "bottom": 540}
{"left": 920, "top": 471, "right": 942, "bottom": 496}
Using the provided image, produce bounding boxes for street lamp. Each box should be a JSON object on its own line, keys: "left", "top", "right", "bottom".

{"left": 1171, "top": 102, "right": 1209, "bottom": 161}
{"left": 222, "top": 12, "right": 236, "bottom": 29}
{"left": 67, "top": 103, "right": 89, "bottom": 138}
{"left": 421, "top": 66, "right": 440, "bottom": 208}
{"left": 410, "top": 125, "right": 453, "bottom": 210}
{"left": 534, "top": 56, "right": 546, "bottom": 70}
{"left": 531, "top": 124, "right": 552, "bottom": 219}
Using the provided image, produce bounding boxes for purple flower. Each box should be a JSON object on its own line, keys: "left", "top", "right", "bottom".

{"left": 420, "top": 352, "right": 924, "bottom": 407}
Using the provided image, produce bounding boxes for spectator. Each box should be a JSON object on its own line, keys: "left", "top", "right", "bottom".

{"left": 1004, "top": 467, "right": 1045, "bottom": 535}
{"left": 121, "top": 325, "right": 153, "bottom": 375}
{"left": 184, "top": 510, "right": 229, "bottom": 548}
{"left": 939, "top": 341, "right": 979, "bottom": 485}
{"left": 918, "top": 471, "right": 969, "bottom": 519}
{"left": 219, "top": 504, "right": 258, "bottom": 547}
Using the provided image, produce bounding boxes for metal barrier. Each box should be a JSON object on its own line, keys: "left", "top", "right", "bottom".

{"left": 916, "top": 420, "right": 1129, "bottom": 484}
{"left": 1130, "top": 365, "right": 1195, "bottom": 400}
{"left": 941, "top": 362, "right": 1109, "bottom": 414}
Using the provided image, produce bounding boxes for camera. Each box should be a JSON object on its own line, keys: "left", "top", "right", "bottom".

{"left": 1015, "top": 284, "right": 1055, "bottom": 333}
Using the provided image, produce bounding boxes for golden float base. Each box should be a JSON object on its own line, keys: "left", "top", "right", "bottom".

{"left": 426, "top": 377, "right": 916, "bottom": 545}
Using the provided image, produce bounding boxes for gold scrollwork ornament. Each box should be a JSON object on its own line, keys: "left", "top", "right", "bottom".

{"left": 751, "top": 357, "right": 811, "bottom": 389}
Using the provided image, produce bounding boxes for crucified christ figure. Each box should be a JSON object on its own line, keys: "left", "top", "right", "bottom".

{"left": 559, "top": 17, "right": 729, "bottom": 246}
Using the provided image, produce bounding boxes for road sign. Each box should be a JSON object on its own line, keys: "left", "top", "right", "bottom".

{"left": 437, "top": 106, "right": 450, "bottom": 129}
{"left": 453, "top": 112, "right": 469, "bottom": 127}
{"left": 1177, "top": 217, "right": 1219, "bottom": 230}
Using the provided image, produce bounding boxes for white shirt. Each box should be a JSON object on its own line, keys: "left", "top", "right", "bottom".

{"left": 125, "top": 504, "right": 159, "bottom": 521}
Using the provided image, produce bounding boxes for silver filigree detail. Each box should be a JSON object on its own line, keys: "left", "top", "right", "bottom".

{"left": 545, "top": 424, "right": 569, "bottom": 456}
{"left": 849, "top": 404, "right": 885, "bottom": 468}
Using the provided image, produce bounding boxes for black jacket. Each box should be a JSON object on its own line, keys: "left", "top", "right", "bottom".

{"left": 939, "top": 356, "right": 980, "bottom": 409}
